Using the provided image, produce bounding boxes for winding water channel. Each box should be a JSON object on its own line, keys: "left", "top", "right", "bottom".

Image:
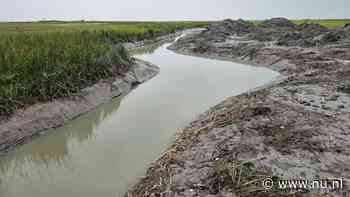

{"left": 0, "top": 36, "right": 279, "bottom": 197}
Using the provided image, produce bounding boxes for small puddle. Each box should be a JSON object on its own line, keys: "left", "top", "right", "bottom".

{"left": 0, "top": 35, "right": 279, "bottom": 197}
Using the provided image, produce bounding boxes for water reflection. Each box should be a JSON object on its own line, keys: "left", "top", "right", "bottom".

{"left": 0, "top": 97, "right": 122, "bottom": 180}
{"left": 130, "top": 42, "right": 164, "bottom": 56}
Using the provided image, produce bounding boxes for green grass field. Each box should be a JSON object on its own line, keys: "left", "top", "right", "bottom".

{"left": 292, "top": 19, "right": 350, "bottom": 28}
{"left": 0, "top": 21, "right": 209, "bottom": 37}
{"left": 0, "top": 21, "right": 210, "bottom": 117}
{"left": 252, "top": 19, "right": 350, "bottom": 28}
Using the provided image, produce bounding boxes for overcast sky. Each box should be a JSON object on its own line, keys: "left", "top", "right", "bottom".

{"left": 1, "top": 0, "right": 349, "bottom": 21}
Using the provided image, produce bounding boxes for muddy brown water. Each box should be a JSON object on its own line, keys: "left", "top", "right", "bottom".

{"left": 0, "top": 37, "right": 279, "bottom": 197}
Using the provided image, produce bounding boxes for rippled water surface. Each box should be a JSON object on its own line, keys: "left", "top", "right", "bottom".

{"left": 0, "top": 37, "right": 279, "bottom": 197}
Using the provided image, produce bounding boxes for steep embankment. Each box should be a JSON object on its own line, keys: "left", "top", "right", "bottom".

{"left": 128, "top": 19, "right": 350, "bottom": 197}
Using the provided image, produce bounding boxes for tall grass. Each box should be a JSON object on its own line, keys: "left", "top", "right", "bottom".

{"left": 0, "top": 22, "right": 209, "bottom": 117}
{"left": 292, "top": 19, "right": 350, "bottom": 28}
{"left": 0, "top": 21, "right": 210, "bottom": 36}
{"left": 252, "top": 19, "right": 350, "bottom": 28}
{"left": 0, "top": 31, "right": 132, "bottom": 116}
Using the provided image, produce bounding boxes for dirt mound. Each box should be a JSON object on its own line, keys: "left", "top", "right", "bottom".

{"left": 344, "top": 23, "right": 350, "bottom": 30}
{"left": 276, "top": 24, "right": 344, "bottom": 47}
{"left": 338, "top": 82, "right": 350, "bottom": 94}
{"left": 298, "top": 23, "right": 328, "bottom": 32}
{"left": 276, "top": 32, "right": 304, "bottom": 46}
{"left": 276, "top": 32, "right": 343, "bottom": 47}
{"left": 276, "top": 31, "right": 322, "bottom": 47}
{"left": 206, "top": 19, "right": 256, "bottom": 35}
{"left": 319, "top": 31, "right": 344, "bottom": 44}
{"left": 261, "top": 17, "right": 296, "bottom": 28}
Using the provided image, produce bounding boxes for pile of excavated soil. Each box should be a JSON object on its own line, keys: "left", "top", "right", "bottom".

{"left": 261, "top": 17, "right": 297, "bottom": 29}
{"left": 127, "top": 18, "right": 350, "bottom": 197}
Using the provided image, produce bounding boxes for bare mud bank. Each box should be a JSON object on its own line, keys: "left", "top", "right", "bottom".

{"left": 127, "top": 19, "right": 350, "bottom": 197}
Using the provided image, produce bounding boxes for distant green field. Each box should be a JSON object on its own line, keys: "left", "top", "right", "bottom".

{"left": 252, "top": 19, "right": 350, "bottom": 28}
{"left": 292, "top": 19, "right": 350, "bottom": 28}
{"left": 0, "top": 21, "right": 210, "bottom": 35}
{"left": 0, "top": 21, "right": 210, "bottom": 117}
